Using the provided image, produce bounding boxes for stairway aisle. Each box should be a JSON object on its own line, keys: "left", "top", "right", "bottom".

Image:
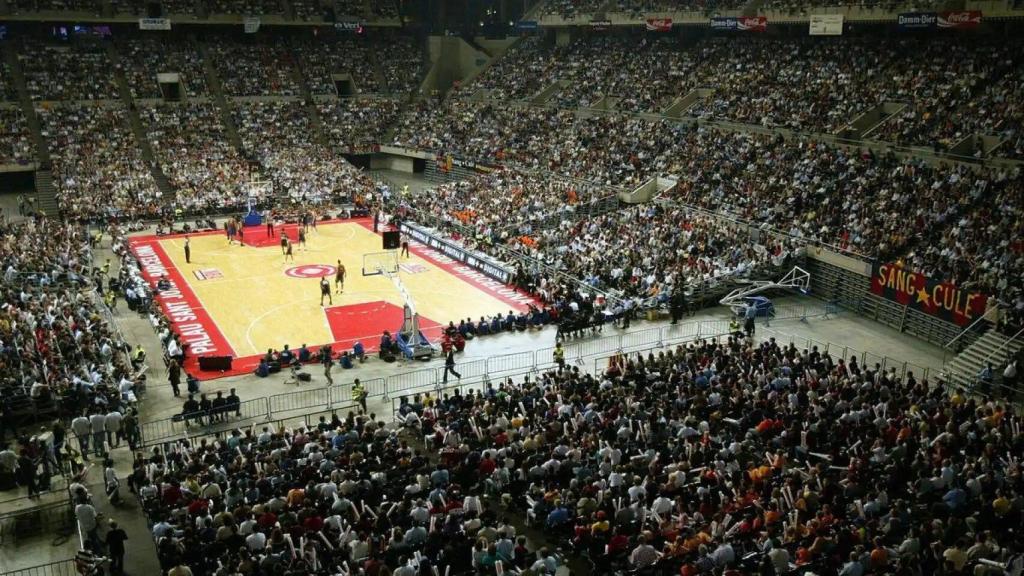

{"left": 198, "top": 42, "right": 246, "bottom": 152}
{"left": 288, "top": 45, "right": 331, "bottom": 149}
{"left": 2, "top": 42, "right": 58, "bottom": 214}
{"left": 106, "top": 44, "right": 177, "bottom": 205}
{"left": 945, "top": 327, "right": 1024, "bottom": 391}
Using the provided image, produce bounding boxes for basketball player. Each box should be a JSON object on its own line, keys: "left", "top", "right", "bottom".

{"left": 298, "top": 227, "right": 307, "bottom": 250}
{"left": 266, "top": 212, "right": 274, "bottom": 237}
{"left": 320, "top": 276, "right": 332, "bottom": 306}
{"left": 237, "top": 223, "right": 244, "bottom": 246}
{"left": 335, "top": 260, "right": 346, "bottom": 294}
{"left": 184, "top": 237, "right": 191, "bottom": 264}
{"left": 226, "top": 220, "right": 236, "bottom": 245}
{"left": 284, "top": 238, "right": 294, "bottom": 262}
{"left": 280, "top": 231, "right": 289, "bottom": 255}
{"left": 401, "top": 235, "right": 410, "bottom": 259}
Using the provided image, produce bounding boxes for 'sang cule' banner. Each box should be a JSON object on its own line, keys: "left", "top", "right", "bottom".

{"left": 710, "top": 16, "right": 767, "bottom": 32}
{"left": 870, "top": 262, "right": 988, "bottom": 326}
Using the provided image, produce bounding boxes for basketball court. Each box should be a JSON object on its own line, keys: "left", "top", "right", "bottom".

{"left": 128, "top": 218, "right": 535, "bottom": 379}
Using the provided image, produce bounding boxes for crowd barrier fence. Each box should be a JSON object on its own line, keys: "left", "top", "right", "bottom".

{"left": 0, "top": 560, "right": 79, "bottom": 576}
{"left": 139, "top": 377, "right": 386, "bottom": 447}
{"left": 390, "top": 319, "right": 740, "bottom": 416}
{"left": 140, "top": 311, "right": 870, "bottom": 447}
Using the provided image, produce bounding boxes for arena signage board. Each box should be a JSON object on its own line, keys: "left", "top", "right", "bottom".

{"left": 334, "top": 21, "right": 363, "bottom": 32}
{"left": 589, "top": 19, "right": 612, "bottom": 28}
{"left": 645, "top": 18, "right": 672, "bottom": 32}
{"left": 897, "top": 12, "right": 937, "bottom": 29}
{"left": 897, "top": 11, "right": 981, "bottom": 29}
{"left": 401, "top": 223, "right": 514, "bottom": 284}
{"left": 243, "top": 16, "right": 260, "bottom": 33}
{"left": 437, "top": 154, "right": 496, "bottom": 174}
{"left": 938, "top": 11, "right": 982, "bottom": 29}
{"left": 809, "top": 14, "right": 842, "bottom": 35}
{"left": 138, "top": 18, "right": 171, "bottom": 30}
{"left": 870, "top": 262, "right": 988, "bottom": 326}
{"left": 710, "top": 16, "right": 767, "bottom": 32}
{"left": 516, "top": 20, "right": 539, "bottom": 30}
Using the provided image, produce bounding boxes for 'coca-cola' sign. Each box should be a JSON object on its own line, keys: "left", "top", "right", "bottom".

{"left": 938, "top": 10, "right": 982, "bottom": 28}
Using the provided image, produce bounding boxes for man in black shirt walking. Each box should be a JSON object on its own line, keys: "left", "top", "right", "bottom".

{"left": 106, "top": 520, "right": 128, "bottom": 574}
{"left": 442, "top": 349, "right": 461, "bottom": 384}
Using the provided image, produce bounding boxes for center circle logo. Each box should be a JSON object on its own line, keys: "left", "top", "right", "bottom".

{"left": 285, "top": 264, "right": 337, "bottom": 279}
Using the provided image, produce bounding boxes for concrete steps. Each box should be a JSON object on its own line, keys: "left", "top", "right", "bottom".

{"left": 3, "top": 42, "right": 57, "bottom": 214}
{"left": 34, "top": 169, "right": 59, "bottom": 216}
{"left": 531, "top": 79, "right": 569, "bottom": 106}
{"left": 289, "top": 50, "right": 331, "bottom": 148}
{"left": 198, "top": 42, "right": 245, "bottom": 152}
{"left": 107, "top": 44, "right": 176, "bottom": 204}
{"left": 944, "top": 328, "right": 1024, "bottom": 390}
{"left": 369, "top": 48, "right": 388, "bottom": 94}
{"left": 2, "top": 42, "right": 51, "bottom": 166}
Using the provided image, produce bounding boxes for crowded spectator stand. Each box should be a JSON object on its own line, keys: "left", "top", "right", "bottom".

{"left": 393, "top": 335, "right": 1024, "bottom": 575}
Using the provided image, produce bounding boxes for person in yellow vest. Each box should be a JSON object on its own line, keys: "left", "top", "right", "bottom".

{"left": 352, "top": 379, "right": 367, "bottom": 412}
{"left": 553, "top": 343, "right": 565, "bottom": 369}
{"left": 132, "top": 345, "right": 147, "bottom": 369}
{"left": 104, "top": 290, "right": 116, "bottom": 311}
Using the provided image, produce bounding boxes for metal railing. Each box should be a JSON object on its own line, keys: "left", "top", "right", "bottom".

{"left": 385, "top": 318, "right": 738, "bottom": 406}
{"left": 0, "top": 560, "right": 78, "bottom": 576}
{"left": 138, "top": 377, "right": 385, "bottom": 447}
{"left": 943, "top": 310, "right": 993, "bottom": 353}
{"left": 0, "top": 500, "right": 74, "bottom": 547}
{"left": 753, "top": 328, "right": 936, "bottom": 384}
{"left": 981, "top": 326, "right": 1024, "bottom": 369}
{"left": 147, "top": 404, "right": 365, "bottom": 462}
{"left": 594, "top": 332, "right": 936, "bottom": 385}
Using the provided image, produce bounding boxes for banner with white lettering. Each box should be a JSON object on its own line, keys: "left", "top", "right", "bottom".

{"left": 938, "top": 10, "right": 982, "bottom": 29}
{"left": 870, "top": 262, "right": 988, "bottom": 326}
{"left": 401, "top": 222, "right": 514, "bottom": 284}
{"left": 710, "top": 16, "right": 767, "bottom": 32}
{"left": 129, "top": 240, "right": 233, "bottom": 361}
{"left": 138, "top": 18, "right": 171, "bottom": 30}
{"left": 334, "top": 21, "right": 363, "bottom": 32}
{"left": 898, "top": 11, "right": 981, "bottom": 30}
{"left": 809, "top": 14, "right": 842, "bottom": 35}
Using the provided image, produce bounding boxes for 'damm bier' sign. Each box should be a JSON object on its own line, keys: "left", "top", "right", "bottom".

{"left": 870, "top": 263, "right": 988, "bottom": 326}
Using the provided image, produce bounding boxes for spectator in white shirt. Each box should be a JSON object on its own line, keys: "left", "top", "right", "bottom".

{"left": 104, "top": 410, "right": 123, "bottom": 448}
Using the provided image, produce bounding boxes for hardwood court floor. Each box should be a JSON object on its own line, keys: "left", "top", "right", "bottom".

{"left": 128, "top": 218, "right": 533, "bottom": 378}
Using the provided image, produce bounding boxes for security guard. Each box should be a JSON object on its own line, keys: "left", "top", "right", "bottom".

{"left": 352, "top": 379, "right": 367, "bottom": 412}
{"left": 553, "top": 343, "right": 565, "bottom": 368}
